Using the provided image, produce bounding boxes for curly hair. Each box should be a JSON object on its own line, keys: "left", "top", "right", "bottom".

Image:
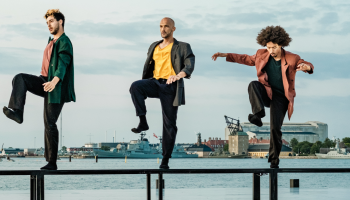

{"left": 44, "top": 9, "right": 65, "bottom": 27}
{"left": 256, "top": 26, "right": 292, "bottom": 47}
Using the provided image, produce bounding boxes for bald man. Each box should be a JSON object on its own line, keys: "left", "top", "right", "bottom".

{"left": 129, "top": 18, "right": 195, "bottom": 169}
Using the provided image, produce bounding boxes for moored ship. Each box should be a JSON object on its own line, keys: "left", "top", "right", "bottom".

{"left": 95, "top": 132, "right": 198, "bottom": 158}
{"left": 316, "top": 139, "right": 350, "bottom": 159}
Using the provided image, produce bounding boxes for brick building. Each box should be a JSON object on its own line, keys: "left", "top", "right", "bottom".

{"left": 202, "top": 137, "right": 228, "bottom": 151}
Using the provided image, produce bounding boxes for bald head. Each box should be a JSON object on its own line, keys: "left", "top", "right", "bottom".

{"left": 160, "top": 17, "right": 176, "bottom": 39}
{"left": 161, "top": 17, "right": 175, "bottom": 27}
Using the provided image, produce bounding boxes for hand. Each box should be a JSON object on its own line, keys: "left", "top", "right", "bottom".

{"left": 297, "top": 63, "right": 311, "bottom": 72}
{"left": 166, "top": 75, "right": 181, "bottom": 84}
{"left": 43, "top": 77, "right": 60, "bottom": 92}
{"left": 211, "top": 52, "right": 227, "bottom": 61}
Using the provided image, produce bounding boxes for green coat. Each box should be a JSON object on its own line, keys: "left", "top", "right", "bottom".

{"left": 47, "top": 33, "right": 76, "bottom": 104}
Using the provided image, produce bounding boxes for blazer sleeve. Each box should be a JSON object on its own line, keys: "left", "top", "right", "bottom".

{"left": 295, "top": 55, "right": 314, "bottom": 74}
{"left": 226, "top": 52, "right": 257, "bottom": 66}
{"left": 54, "top": 40, "right": 73, "bottom": 81}
{"left": 181, "top": 43, "right": 195, "bottom": 79}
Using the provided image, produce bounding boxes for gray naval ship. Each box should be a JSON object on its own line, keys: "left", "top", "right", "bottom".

{"left": 316, "top": 139, "right": 350, "bottom": 159}
{"left": 95, "top": 132, "right": 198, "bottom": 158}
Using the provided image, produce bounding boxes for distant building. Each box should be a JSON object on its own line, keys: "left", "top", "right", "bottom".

{"left": 248, "top": 144, "right": 293, "bottom": 157}
{"left": 187, "top": 133, "right": 213, "bottom": 157}
{"left": 202, "top": 137, "right": 228, "bottom": 151}
{"left": 98, "top": 142, "right": 128, "bottom": 148}
{"left": 226, "top": 121, "right": 328, "bottom": 143}
{"left": 228, "top": 132, "right": 249, "bottom": 155}
{"left": 24, "top": 148, "right": 37, "bottom": 156}
{"left": 249, "top": 137, "right": 289, "bottom": 146}
{"left": 67, "top": 144, "right": 101, "bottom": 153}
{"left": 1, "top": 148, "right": 24, "bottom": 155}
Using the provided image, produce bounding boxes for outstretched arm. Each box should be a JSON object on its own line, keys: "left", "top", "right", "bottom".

{"left": 212, "top": 52, "right": 256, "bottom": 66}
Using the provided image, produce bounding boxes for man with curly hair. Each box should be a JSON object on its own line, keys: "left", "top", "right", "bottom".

{"left": 3, "top": 9, "right": 75, "bottom": 170}
{"left": 212, "top": 26, "right": 314, "bottom": 168}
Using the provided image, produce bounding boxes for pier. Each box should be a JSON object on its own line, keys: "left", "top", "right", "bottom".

{"left": 1, "top": 168, "right": 350, "bottom": 200}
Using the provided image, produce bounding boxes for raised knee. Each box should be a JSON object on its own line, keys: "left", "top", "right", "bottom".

{"left": 130, "top": 81, "right": 141, "bottom": 93}
{"left": 248, "top": 81, "right": 259, "bottom": 90}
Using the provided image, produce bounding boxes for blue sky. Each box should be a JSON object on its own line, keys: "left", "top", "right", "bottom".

{"left": 0, "top": 0, "right": 349, "bottom": 148}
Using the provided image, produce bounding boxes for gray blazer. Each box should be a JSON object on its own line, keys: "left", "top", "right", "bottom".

{"left": 142, "top": 38, "right": 195, "bottom": 106}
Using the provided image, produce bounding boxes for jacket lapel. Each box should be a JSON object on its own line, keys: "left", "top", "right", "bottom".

{"left": 281, "top": 48, "right": 290, "bottom": 96}
{"left": 259, "top": 50, "right": 270, "bottom": 72}
{"left": 171, "top": 39, "right": 179, "bottom": 72}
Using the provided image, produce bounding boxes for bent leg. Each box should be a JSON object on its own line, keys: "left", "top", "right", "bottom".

{"left": 8, "top": 74, "right": 46, "bottom": 111}
{"left": 248, "top": 81, "right": 270, "bottom": 118}
{"left": 159, "top": 83, "right": 178, "bottom": 159}
{"left": 129, "top": 79, "right": 159, "bottom": 116}
{"left": 268, "top": 94, "right": 289, "bottom": 166}
{"left": 43, "top": 94, "right": 64, "bottom": 163}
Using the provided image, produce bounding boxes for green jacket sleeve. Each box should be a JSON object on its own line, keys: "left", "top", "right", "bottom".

{"left": 54, "top": 41, "right": 73, "bottom": 81}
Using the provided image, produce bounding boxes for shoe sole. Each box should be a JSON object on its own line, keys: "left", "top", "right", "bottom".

{"left": 248, "top": 114, "right": 262, "bottom": 127}
{"left": 3, "top": 107, "right": 23, "bottom": 124}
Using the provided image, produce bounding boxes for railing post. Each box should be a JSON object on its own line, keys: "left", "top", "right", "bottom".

{"left": 36, "top": 173, "right": 45, "bottom": 200}
{"left": 158, "top": 173, "right": 163, "bottom": 200}
{"left": 253, "top": 173, "right": 260, "bottom": 200}
{"left": 147, "top": 173, "right": 151, "bottom": 200}
{"left": 269, "top": 169, "right": 278, "bottom": 200}
{"left": 30, "top": 175, "right": 36, "bottom": 200}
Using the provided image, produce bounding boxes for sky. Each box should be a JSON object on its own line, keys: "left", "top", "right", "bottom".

{"left": 0, "top": 0, "right": 349, "bottom": 149}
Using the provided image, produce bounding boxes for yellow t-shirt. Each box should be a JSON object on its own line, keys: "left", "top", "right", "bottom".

{"left": 153, "top": 43, "right": 176, "bottom": 79}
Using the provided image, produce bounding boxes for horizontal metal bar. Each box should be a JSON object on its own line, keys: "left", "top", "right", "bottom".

{"left": 0, "top": 169, "right": 273, "bottom": 176}
{"left": 278, "top": 168, "right": 350, "bottom": 173}
{"left": 0, "top": 168, "right": 350, "bottom": 176}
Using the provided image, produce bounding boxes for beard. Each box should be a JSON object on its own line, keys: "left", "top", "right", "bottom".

{"left": 50, "top": 26, "right": 59, "bottom": 35}
{"left": 161, "top": 32, "right": 171, "bottom": 39}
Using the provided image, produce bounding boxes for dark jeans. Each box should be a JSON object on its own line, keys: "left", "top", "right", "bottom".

{"left": 130, "top": 78, "right": 178, "bottom": 159}
{"left": 8, "top": 73, "right": 64, "bottom": 163}
{"left": 248, "top": 81, "right": 289, "bottom": 165}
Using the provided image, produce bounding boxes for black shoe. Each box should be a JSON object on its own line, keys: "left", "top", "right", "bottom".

{"left": 131, "top": 116, "right": 149, "bottom": 133}
{"left": 159, "top": 164, "right": 169, "bottom": 169}
{"left": 131, "top": 125, "right": 149, "bottom": 133}
{"left": 270, "top": 164, "right": 279, "bottom": 169}
{"left": 248, "top": 114, "right": 262, "bottom": 127}
{"left": 3, "top": 107, "right": 23, "bottom": 124}
{"left": 270, "top": 159, "right": 279, "bottom": 168}
{"left": 40, "top": 162, "right": 57, "bottom": 170}
{"left": 159, "top": 158, "right": 170, "bottom": 169}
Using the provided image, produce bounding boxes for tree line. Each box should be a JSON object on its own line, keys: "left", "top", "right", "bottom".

{"left": 290, "top": 137, "right": 350, "bottom": 155}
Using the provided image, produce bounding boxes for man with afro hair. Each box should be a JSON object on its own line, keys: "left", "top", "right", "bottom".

{"left": 212, "top": 26, "right": 314, "bottom": 168}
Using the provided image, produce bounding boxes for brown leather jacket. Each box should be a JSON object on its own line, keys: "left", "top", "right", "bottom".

{"left": 226, "top": 48, "right": 314, "bottom": 120}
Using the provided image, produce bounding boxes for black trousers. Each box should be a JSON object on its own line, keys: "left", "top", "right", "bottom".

{"left": 8, "top": 73, "right": 64, "bottom": 163}
{"left": 130, "top": 78, "right": 178, "bottom": 159}
{"left": 248, "top": 81, "right": 289, "bottom": 165}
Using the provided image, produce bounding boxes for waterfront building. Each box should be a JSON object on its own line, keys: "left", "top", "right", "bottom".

{"left": 249, "top": 137, "right": 289, "bottom": 146}
{"left": 247, "top": 144, "right": 293, "bottom": 157}
{"left": 186, "top": 133, "right": 213, "bottom": 157}
{"left": 67, "top": 143, "right": 101, "bottom": 153}
{"left": 98, "top": 142, "right": 128, "bottom": 148}
{"left": 0, "top": 147, "right": 24, "bottom": 155}
{"left": 24, "top": 148, "right": 36, "bottom": 156}
{"left": 225, "top": 121, "right": 328, "bottom": 143}
{"left": 228, "top": 132, "right": 249, "bottom": 155}
{"left": 202, "top": 137, "right": 228, "bottom": 151}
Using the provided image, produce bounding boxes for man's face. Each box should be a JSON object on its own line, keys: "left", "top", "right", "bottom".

{"left": 160, "top": 19, "right": 175, "bottom": 39}
{"left": 266, "top": 42, "right": 282, "bottom": 58}
{"left": 46, "top": 16, "right": 61, "bottom": 35}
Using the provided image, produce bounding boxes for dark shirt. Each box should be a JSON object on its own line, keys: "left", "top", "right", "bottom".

{"left": 264, "top": 56, "right": 284, "bottom": 96}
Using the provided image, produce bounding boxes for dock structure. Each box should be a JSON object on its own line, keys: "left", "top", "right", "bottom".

{"left": 1, "top": 168, "right": 350, "bottom": 200}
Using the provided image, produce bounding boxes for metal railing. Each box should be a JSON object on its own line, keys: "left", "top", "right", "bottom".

{"left": 1, "top": 168, "right": 350, "bottom": 200}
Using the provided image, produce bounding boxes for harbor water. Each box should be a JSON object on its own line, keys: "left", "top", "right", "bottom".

{"left": 1, "top": 158, "right": 349, "bottom": 199}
